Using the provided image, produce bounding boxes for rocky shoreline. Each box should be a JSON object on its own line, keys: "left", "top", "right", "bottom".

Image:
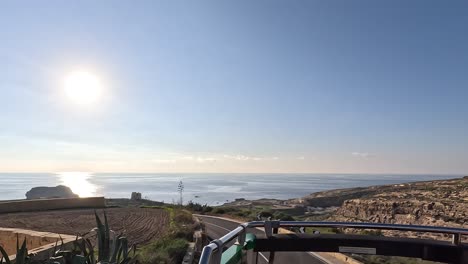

{"left": 329, "top": 177, "right": 467, "bottom": 225}
{"left": 223, "top": 176, "right": 468, "bottom": 234}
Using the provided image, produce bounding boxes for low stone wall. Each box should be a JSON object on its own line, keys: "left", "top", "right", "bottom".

{"left": 0, "top": 197, "right": 106, "bottom": 214}
{"left": 182, "top": 242, "right": 196, "bottom": 264}
{"left": 0, "top": 228, "right": 76, "bottom": 261}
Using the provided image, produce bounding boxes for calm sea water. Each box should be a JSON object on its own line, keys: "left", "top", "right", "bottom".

{"left": 0, "top": 173, "right": 461, "bottom": 205}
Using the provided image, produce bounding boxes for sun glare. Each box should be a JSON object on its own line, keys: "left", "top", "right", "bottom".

{"left": 64, "top": 71, "right": 102, "bottom": 105}
{"left": 58, "top": 172, "right": 98, "bottom": 197}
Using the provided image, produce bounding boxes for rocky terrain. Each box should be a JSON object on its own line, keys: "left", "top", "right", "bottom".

{"left": 290, "top": 176, "right": 468, "bottom": 247}
{"left": 289, "top": 186, "right": 382, "bottom": 207}
{"left": 223, "top": 176, "right": 468, "bottom": 237}
{"left": 330, "top": 177, "right": 467, "bottom": 226}
{"left": 222, "top": 198, "right": 290, "bottom": 209}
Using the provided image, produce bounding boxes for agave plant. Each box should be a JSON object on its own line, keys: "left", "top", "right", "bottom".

{"left": 48, "top": 235, "right": 93, "bottom": 264}
{"left": 94, "top": 211, "right": 137, "bottom": 264}
{"left": 1, "top": 211, "right": 136, "bottom": 264}
{"left": 0, "top": 237, "right": 30, "bottom": 264}
{"left": 51, "top": 211, "right": 137, "bottom": 264}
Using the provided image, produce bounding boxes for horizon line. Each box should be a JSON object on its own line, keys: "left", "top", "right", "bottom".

{"left": 0, "top": 171, "right": 465, "bottom": 176}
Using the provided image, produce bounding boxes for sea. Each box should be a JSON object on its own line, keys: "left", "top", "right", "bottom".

{"left": 0, "top": 173, "right": 462, "bottom": 205}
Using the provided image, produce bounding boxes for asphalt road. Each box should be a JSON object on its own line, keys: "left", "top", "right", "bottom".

{"left": 195, "top": 214, "right": 327, "bottom": 264}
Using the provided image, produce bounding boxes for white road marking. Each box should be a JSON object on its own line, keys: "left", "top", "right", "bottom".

{"left": 259, "top": 252, "right": 269, "bottom": 262}
{"left": 204, "top": 221, "right": 232, "bottom": 232}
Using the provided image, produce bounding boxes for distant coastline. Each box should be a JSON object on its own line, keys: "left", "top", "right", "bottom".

{"left": 0, "top": 173, "right": 462, "bottom": 205}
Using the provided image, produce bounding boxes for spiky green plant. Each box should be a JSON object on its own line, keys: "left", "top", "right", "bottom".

{"left": 92, "top": 211, "right": 137, "bottom": 264}
{"left": 48, "top": 235, "right": 92, "bottom": 264}
{"left": 1, "top": 211, "right": 136, "bottom": 264}
{"left": 0, "top": 237, "right": 30, "bottom": 264}
{"left": 51, "top": 211, "right": 137, "bottom": 264}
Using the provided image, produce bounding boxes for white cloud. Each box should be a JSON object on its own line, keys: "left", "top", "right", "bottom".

{"left": 297, "top": 156, "right": 305, "bottom": 160}
{"left": 351, "top": 152, "right": 374, "bottom": 158}
{"left": 222, "top": 154, "right": 278, "bottom": 161}
{"left": 152, "top": 159, "right": 177, "bottom": 164}
{"left": 223, "top": 155, "right": 249, "bottom": 160}
{"left": 196, "top": 157, "right": 217, "bottom": 163}
{"left": 176, "top": 156, "right": 217, "bottom": 162}
{"left": 235, "top": 155, "right": 251, "bottom": 161}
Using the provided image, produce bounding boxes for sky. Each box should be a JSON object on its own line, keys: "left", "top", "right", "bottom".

{"left": 1, "top": 1, "right": 468, "bottom": 174}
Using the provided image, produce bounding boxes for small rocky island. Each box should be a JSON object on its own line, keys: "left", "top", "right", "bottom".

{"left": 25, "top": 185, "right": 79, "bottom": 199}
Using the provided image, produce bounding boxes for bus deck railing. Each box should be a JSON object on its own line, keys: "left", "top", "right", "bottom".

{"left": 199, "top": 221, "right": 468, "bottom": 264}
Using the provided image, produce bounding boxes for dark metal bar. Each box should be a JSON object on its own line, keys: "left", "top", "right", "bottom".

{"left": 247, "top": 221, "right": 468, "bottom": 236}
{"left": 453, "top": 233, "right": 462, "bottom": 245}
{"left": 254, "top": 233, "right": 468, "bottom": 264}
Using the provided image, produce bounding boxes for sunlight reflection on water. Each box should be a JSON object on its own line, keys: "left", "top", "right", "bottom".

{"left": 58, "top": 172, "right": 98, "bottom": 197}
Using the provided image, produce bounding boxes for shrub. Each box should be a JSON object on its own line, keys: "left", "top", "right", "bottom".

{"left": 360, "top": 229, "right": 383, "bottom": 236}
{"left": 331, "top": 227, "right": 342, "bottom": 234}
{"left": 186, "top": 201, "right": 203, "bottom": 212}
{"left": 203, "top": 206, "right": 213, "bottom": 213}
{"left": 212, "top": 208, "right": 225, "bottom": 214}
{"left": 278, "top": 214, "right": 295, "bottom": 221}
{"left": 140, "top": 205, "right": 164, "bottom": 209}
{"left": 140, "top": 238, "right": 188, "bottom": 264}
{"left": 258, "top": 211, "right": 273, "bottom": 219}
{"left": 173, "top": 226, "right": 194, "bottom": 241}
{"left": 186, "top": 202, "right": 213, "bottom": 214}
{"left": 140, "top": 208, "right": 194, "bottom": 264}
{"left": 173, "top": 210, "right": 193, "bottom": 224}
{"left": 164, "top": 239, "right": 188, "bottom": 263}
{"left": 235, "top": 211, "right": 249, "bottom": 217}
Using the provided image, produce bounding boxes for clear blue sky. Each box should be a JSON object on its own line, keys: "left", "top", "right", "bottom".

{"left": 1, "top": 1, "right": 467, "bottom": 173}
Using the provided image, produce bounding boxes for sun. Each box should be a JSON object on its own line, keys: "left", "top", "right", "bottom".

{"left": 64, "top": 71, "right": 102, "bottom": 105}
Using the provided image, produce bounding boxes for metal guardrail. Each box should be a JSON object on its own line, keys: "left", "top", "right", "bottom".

{"left": 199, "top": 221, "right": 468, "bottom": 264}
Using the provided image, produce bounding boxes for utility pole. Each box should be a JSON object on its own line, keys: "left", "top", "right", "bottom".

{"left": 177, "top": 180, "right": 184, "bottom": 206}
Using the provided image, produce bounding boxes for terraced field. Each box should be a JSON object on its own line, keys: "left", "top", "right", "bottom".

{"left": 0, "top": 208, "right": 169, "bottom": 245}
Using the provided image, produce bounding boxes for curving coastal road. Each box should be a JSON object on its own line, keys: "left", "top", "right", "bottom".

{"left": 195, "top": 214, "right": 330, "bottom": 264}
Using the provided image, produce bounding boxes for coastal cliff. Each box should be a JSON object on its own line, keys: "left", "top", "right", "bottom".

{"left": 289, "top": 186, "right": 381, "bottom": 207}
{"left": 223, "top": 177, "right": 468, "bottom": 230}
{"left": 330, "top": 177, "right": 468, "bottom": 228}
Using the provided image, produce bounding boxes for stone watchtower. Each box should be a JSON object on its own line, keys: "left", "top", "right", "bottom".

{"left": 131, "top": 192, "right": 142, "bottom": 200}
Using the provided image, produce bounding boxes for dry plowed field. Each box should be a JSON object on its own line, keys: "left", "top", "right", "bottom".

{"left": 0, "top": 208, "right": 169, "bottom": 245}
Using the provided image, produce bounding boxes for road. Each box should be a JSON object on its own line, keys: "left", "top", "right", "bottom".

{"left": 195, "top": 214, "right": 328, "bottom": 264}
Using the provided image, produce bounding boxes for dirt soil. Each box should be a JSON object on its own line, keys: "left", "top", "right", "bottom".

{"left": 0, "top": 208, "right": 169, "bottom": 245}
